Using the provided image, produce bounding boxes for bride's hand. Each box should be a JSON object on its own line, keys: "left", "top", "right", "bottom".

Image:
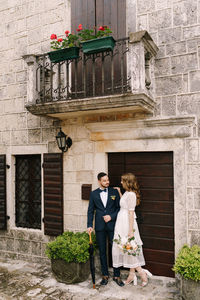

{"left": 128, "top": 231, "right": 134, "bottom": 239}
{"left": 114, "top": 187, "right": 121, "bottom": 193}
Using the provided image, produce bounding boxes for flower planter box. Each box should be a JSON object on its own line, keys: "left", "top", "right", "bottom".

{"left": 51, "top": 259, "right": 90, "bottom": 284}
{"left": 182, "top": 278, "right": 200, "bottom": 300}
{"left": 48, "top": 47, "right": 80, "bottom": 63}
{"left": 81, "top": 36, "right": 116, "bottom": 55}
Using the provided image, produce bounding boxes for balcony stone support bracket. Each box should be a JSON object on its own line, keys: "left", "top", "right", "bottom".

{"left": 23, "top": 54, "right": 38, "bottom": 104}
{"left": 127, "top": 30, "right": 159, "bottom": 98}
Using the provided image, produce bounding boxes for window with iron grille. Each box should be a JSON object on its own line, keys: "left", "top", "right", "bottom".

{"left": 15, "top": 155, "right": 41, "bottom": 229}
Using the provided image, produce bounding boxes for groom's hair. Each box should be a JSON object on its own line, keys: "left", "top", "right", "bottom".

{"left": 97, "top": 172, "right": 107, "bottom": 180}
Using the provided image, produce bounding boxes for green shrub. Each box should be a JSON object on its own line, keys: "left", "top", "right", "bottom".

{"left": 173, "top": 244, "right": 200, "bottom": 282}
{"left": 46, "top": 231, "right": 96, "bottom": 263}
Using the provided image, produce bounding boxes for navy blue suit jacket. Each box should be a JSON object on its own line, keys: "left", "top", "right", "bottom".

{"left": 87, "top": 187, "right": 120, "bottom": 232}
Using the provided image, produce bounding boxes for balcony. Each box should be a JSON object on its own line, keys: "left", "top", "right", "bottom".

{"left": 24, "top": 31, "right": 158, "bottom": 120}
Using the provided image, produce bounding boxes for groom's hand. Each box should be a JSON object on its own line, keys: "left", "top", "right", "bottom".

{"left": 87, "top": 227, "right": 93, "bottom": 234}
{"left": 103, "top": 215, "right": 111, "bottom": 223}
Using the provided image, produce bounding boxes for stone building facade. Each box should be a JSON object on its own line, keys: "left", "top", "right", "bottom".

{"left": 0, "top": 0, "right": 200, "bottom": 277}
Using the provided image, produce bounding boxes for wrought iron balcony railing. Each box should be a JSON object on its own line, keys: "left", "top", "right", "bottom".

{"left": 35, "top": 38, "right": 130, "bottom": 104}
{"left": 24, "top": 31, "right": 159, "bottom": 116}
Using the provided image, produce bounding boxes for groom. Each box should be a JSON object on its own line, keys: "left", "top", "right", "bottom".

{"left": 87, "top": 172, "right": 124, "bottom": 286}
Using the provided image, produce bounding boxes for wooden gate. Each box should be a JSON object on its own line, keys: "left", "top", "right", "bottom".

{"left": 108, "top": 152, "right": 174, "bottom": 277}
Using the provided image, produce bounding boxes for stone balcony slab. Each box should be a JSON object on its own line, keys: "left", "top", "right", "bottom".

{"left": 25, "top": 92, "right": 155, "bottom": 120}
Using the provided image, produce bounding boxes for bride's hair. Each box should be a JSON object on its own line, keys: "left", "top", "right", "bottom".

{"left": 121, "top": 173, "right": 141, "bottom": 206}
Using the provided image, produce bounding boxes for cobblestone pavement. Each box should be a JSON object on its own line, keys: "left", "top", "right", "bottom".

{"left": 0, "top": 259, "right": 182, "bottom": 300}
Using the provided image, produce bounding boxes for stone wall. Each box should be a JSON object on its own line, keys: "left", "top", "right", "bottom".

{"left": 135, "top": 0, "right": 200, "bottom": 247}
{"left": 0, "top": 0, "right": 200, "bottom": 265}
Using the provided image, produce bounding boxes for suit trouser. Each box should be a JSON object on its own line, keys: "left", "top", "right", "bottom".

{"left": 96, "top": 229, "right": 120, "bottom": 277}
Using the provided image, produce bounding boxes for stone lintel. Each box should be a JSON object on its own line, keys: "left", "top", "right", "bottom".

{"left": 129, "top": 30, "right": 159, "bottom": 57}
{"left": 86, "top": 116, "right": 196, "bottom": 140}
{"left": 25, "top": 93, "right": 156, "bottom": 120}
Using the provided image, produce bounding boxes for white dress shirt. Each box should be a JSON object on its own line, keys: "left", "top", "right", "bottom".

{"left": 100, "top": 188, "right": 108, "bottom": 207}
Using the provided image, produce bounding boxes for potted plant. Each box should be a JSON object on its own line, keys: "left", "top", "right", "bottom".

{"left": 48, "top": 30, "right": 80, "bottom": 63}
{"left": 173, "top": 244, "right": 200, "bottom": 300}
{"left": 46, "top": 231, "right": 96, "bottom": 284}
{"left": 77, "top": 24, "right": 116, "bottom": 55}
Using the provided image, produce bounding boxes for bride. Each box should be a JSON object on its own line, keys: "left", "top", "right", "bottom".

{"left": 113, "top": 173, "right": 152, "bottom": 286}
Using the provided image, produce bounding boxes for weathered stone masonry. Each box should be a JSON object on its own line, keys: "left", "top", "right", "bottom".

{"left": 0, "top": 0, "right": 200, "bottom": 265}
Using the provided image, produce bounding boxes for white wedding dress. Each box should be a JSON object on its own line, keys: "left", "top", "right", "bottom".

{"left": 112, "top": 191, "right": 145, "bottom": 268}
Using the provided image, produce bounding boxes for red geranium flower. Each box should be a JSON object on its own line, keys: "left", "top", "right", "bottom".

{"left": 57, "top": 38, "right": 63, "bottom": 42}
{"left": 77, "top": 23, "right": 83, "bottom": 31}
{"left": 99, "top": 26, "right": 105, "bottom": 31}
{"left": 65, "top": 30, "right": 70, "bottom": 36}
{"left": 50, "top": 34, "right": 57, "bottom": 40}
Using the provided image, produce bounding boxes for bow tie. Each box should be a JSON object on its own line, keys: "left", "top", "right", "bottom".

{"left": 101, "top": 188, "right": 107, "bottom": 192}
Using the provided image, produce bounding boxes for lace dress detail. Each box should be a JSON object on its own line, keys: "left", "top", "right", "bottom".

{"left": 112, "top": 191, "right": 145, "bottom": 268}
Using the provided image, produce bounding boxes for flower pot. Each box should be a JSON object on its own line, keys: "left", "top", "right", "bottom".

{"left": 51, "top": 259, "right": 90, "bottom": 284}
{"left": 182, "top": 278, "right": 200, "bottom": 300}
{"left": 48, "top": 47, "right": 80, "bottom": 63}
{"left": 81, "top": 36, "right": 116, "bottom": 55}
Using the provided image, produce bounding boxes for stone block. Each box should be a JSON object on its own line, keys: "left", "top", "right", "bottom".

{"left": 0, "top": 237, "right": 7, "bottom": 250}
{"left": 186, "top": 139, "right": 199, "bottom": 162}
{"left": 16, "top": 71, "right": 27, "bottom": 83}
{"left": 27, "top": 14, "right": 41, "bottom": 30}
{"left": 177, "top": 93, "right": 200, "bottom": 115}
{"left": 6, "top": 238, "right": 14, "bottom": 251}
{"left": 63, "top": 171, "right": 77, "bottom": 184}
{"left": 149, "top": 9, "right": 171, "bottom": 32}
{"left": 137, "top": 14, "right": 148, "bottom": 31}
{"left": 173, "top": 0, "right": 197, "bottom": 26}
{"left": 158, "top": 27, "right": 182, "bottom": 45}
{"left": 190, "top": 70, "right": 200, "bottom": 92}
{"left": 64, "top": 184, "right": 80, "bottom": 200}
{"left": 183, "top": 25, "right": 200, "bottom": 39}
{"left": 162, "top": 95, "right": 176, "bottom": 116}
{"left": 84, "top": 153, "right": 94, "bottom": 170}
{"left": 156, "top": 45, "right": 166, "bottom": 58}
{"left": 155, "top": 58, "right": 171, "bottom": 76}
{"left": 42, "top": 128, "right": 57, "bottom": 142}
{"left": 71, "top": 141, "right": 94, "bottom": 155}
{"left": 188, "top": 211, "right": 200, "bottom": 229}
{"left": 64, "top": 200, "right": 82, "bottom": 215}
{"left": 27, "top": 27, "right": 43, "bottom": 45}
{"left": 15, "top": 239, "right": 31, "bottom": 254}
{"left": 189, "top": 230, "right": 200, "bottom": 245}
{"left": 28, "top": 129, "right": 41, "bottom": 144}
{"left": 155, "top": 75, "right": 183, "bottom": 96}
{"left": 76, "top": 126, "right": 90, "bottom": 140}
{"left": 11, "top": 130, "right": 27, "bottom": 145}
{"left": 137, "top": 0, "right": 155, "bottom": 14}
{"left": 31, "top": 241, "right": 41, "bottom": 256}
{"left": 64, "top": 214, "right": 79, "bottom": 231}
{"left": 77, "top": 171, "right": 93, "bottom": 183}
{"left": 187, "top": 38, "right": 200, "bottom": 52}
{"left": 187, "top": 164, "right": 200, "bottom": 186}
{"left": 171, "top": 53, "right": 198, "bottom": 74}
{"left": 4, "top": 73, "right": 15, "bottom": 85}
{"left": 166, "top": 41, "right": 186, "bottom": 56}
{"left": 194, "top": 189, "right": 200, "bottom": 209}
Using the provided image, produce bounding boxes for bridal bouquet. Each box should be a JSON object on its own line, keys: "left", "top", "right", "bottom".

{"left": 113, "top": 234, "right": 140, "bottom": 256}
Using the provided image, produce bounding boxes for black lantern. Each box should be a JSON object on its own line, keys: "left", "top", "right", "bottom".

{"left": 56, "top": 128, "right": 72, "bottom": 152}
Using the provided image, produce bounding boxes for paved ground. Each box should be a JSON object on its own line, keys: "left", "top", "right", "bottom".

{"left": 0, "top": 258, "right": 182, "bottom": 300}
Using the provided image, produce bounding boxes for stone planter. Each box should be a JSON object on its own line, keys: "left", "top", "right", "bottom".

{"left": 48, "top": 47, "right": 80, "bottom": 63}
{"left": 182, "top": 278, "right": 200, "bottom": 300}
{"left": 51, "top": 259, "right": 90, "bottom": 284}
{"left": 81, "top": 36, "right": 116, "bottom": 55}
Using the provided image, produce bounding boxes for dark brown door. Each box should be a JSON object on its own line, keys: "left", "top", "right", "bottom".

{"left": 71, "top": 0, "right": 126, "bottom": 97}
{"left": 108, "top": 152, "right": 174, "bottom": 277}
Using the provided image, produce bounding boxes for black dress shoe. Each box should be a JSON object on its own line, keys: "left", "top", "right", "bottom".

{"left": 100, "top": 276, "right": 109, "bottom": 285}
{"left": 113, "top": 277, "right": 125, "bottom": 287}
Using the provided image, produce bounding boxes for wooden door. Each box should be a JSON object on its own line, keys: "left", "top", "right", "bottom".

{"left": 71, "top": 0, "right": 126, "bottom": 97}
{"left": 108, "top": 152, "right": 175, "bottom": 277}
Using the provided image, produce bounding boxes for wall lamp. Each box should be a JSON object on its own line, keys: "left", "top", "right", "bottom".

{"left": 56, "top": 128, "right": 72, "bottom": 153}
